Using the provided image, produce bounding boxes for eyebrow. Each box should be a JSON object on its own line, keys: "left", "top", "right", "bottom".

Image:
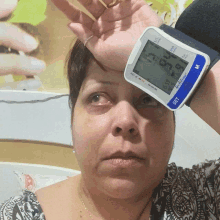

{"left": 82, "top": 80, "right": 119, "bottom": 92}
{"left": 98, "top": 80, "right": 119, "bottom": 86}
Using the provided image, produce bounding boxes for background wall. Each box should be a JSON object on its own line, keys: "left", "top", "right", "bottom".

{"left": 0, "top": 140, "right": 80, "bottom": 170}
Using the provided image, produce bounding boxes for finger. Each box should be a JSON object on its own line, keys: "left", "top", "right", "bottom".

{"left": 0, "top": 54, "right": 46, "bottom": 76}
{"left": 0, "top": 0, "right": 18, "bottom": 19}
{"left": 77, "top": 0, "right": 108, "bottom": 19}
{"left": 68, "top": 22, "right": 103, "bottom": 61}
{"left": 0, "top": 23, "right": 38, "bottom": 53}
{"left": 51, "top": 0, "right": 95, "bottom": 28}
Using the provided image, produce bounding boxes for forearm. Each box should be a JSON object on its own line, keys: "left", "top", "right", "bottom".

{"left": 190, "top": 61, "right": 220, "bottom": 134}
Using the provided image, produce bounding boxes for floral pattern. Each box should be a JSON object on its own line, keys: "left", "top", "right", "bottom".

{"left": 0, "top": 190, "right": 45, "bottom": 220}
{"left": 150, "top": 159, "right": 220, "bottom": 219}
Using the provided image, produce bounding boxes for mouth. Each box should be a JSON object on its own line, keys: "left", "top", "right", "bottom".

{"left": 102, "top": 155, "right": 145, "bottom": 168}
{"left": 103, "top": 151, "right": 145, "bottom": 161}
{"left": 100, "top": 151, "right": 147, "bottom": 170}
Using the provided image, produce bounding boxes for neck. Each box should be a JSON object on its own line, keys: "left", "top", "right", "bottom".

{"left": 78, "top": 176, "right": 153, "bottom": 220}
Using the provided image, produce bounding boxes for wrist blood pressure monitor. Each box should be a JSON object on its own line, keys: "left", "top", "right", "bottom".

{"left": 124, "top": 24, "right": 220, "bottom": 111}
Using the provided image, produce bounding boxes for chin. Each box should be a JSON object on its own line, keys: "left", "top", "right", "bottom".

{"left": 99, "top": 177, "right": 148, "bottom": 199}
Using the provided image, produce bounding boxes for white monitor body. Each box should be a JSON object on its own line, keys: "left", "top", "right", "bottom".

{"left": 124, "top": 27, "right": 210, "bottom": 111}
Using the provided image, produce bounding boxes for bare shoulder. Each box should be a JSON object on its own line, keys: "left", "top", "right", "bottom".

{"left": 36, "top": 174, "right": 80, "bottom": 198}
{"left": 35, "top": 174, "right": 81, "bottom": 220}
{"left": 36, "top": 174, "right": 78, "bottom": 193}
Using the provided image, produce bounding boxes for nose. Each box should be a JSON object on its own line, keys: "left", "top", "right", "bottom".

{"left": 111, "top": 101, "right": 139, "bottom": 138}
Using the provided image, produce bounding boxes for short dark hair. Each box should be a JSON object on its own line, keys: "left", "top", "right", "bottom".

{"left": 66, "top": 39, "right": 108, "bottom": 126}
{"left": 66, "top": 39, "right": 176, "bottom": 132}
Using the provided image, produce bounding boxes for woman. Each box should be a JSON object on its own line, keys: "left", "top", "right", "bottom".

{"left": 1, "top": 0, "right": 220, "bottom": 219}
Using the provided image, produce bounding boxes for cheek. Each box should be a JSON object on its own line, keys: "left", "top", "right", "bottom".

{"left": 143, "top": 110, "right": 174, "bottom": 164}
{"left": 72, "top": 110, "right": 110, "bottom": 162}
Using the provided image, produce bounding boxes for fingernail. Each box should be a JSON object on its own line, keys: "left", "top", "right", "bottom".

{"left": 31, "top": 59, "right": 46, "bottom": 73}
{"left": 24, "top": 35, "right": 39, "bottom": 50}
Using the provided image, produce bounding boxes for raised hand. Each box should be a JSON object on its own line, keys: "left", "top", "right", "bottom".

{"left": 0, "top": 0, "right": 46, "bottom": 76}
{"left": 52, "top": 0, "right": 163, "bottom": 72}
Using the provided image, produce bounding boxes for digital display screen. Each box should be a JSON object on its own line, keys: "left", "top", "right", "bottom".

{"left": 133, "top": 40, "right": 189, "bottom": 95}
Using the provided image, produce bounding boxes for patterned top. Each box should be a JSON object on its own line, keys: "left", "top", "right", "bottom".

{"left": 1, "top": 159, "right": 220, "bottom": 220}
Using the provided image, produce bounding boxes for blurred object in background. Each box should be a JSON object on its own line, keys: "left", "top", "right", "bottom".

{"left": 0, "top": 0, "right": 72, "bottom": 93}
{"left": 0, "top": 75, "right": 43, "bottom": 91}
{"left": 0, "top": 0, "right": 47, "bottom": 92}
{"left": 0, "top": 0, "right": 193, "bottom": 93}
{"left": 0, "top": 44, "right": 44, "bottom": 91}
{"left": 146, "top": 0, "right": 193, "bottom": 27}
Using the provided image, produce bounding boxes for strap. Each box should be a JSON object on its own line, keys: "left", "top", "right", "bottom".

{"left": 159, "top": 24, "right": 219, "bottom": 64}
{"left": 185, "top": 55, "right": 220, "bottom": 107}
{"left": 159, "top": 24, "right": 220, "bottom": 107}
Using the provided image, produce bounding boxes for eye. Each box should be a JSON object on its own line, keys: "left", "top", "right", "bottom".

{"left": 87, "top": 92, "right": 159, "bottom": 108}
{"left": 136, "top": 94, "right": 159, "bottom": 108}
{"left": 88, "top": 93, "right": 111, "bottom": 106}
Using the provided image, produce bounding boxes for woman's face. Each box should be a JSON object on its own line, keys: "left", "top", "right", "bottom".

{"left": 72, "top": 60, "right": 175, "bottom": 200}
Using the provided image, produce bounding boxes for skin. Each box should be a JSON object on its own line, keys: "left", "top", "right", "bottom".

{"left": 52, "top": 0, "right": 163, "bottom": 72}
{"left": 37, "top": 3, "right": 176, "bottom": 216}
{"left": 36, "top": 59, "right": 175, "bottom": 220}
{"left": 71, "top": 59, "right": 175, "bottom": 219}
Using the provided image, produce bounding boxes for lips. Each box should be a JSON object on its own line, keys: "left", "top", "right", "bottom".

{"left": 102, "top": 151, "right": 145, "bottom": 161}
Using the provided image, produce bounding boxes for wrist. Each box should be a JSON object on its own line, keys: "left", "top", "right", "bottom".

{"left": 209, "top": 58, "right": 220, "bottom": 73}
{"left": 190, "top": 60, "right": 220, "bottom": 134}
{"left": 156, "top": 20, "right": 164, "bottom": 28}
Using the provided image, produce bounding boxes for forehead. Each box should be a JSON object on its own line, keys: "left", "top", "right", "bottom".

{"left": 81, "top": 60, "right": 128, "bottom": 91}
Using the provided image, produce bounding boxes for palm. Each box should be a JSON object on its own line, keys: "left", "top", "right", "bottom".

{"left": 52, "top": 0, "right": 163, "bottom": 71}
